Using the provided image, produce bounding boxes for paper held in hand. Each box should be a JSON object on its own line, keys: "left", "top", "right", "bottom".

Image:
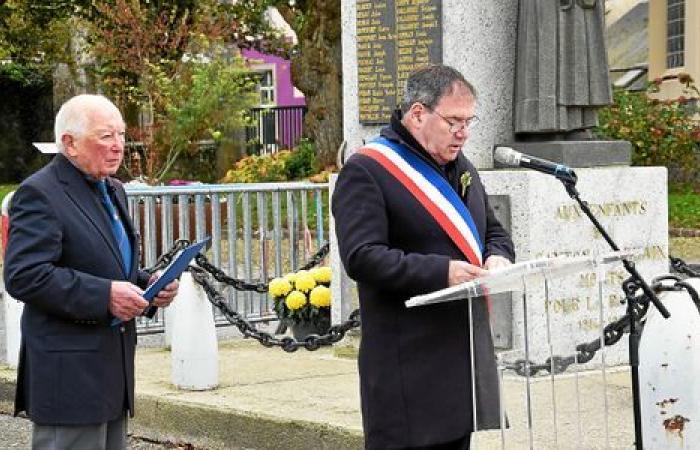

{"left": 405, "top": 250, "right": 635, "bottom": 308}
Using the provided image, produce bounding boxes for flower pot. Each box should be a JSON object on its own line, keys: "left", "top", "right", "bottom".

{"left": 291, "top": 317, "right": 331, "bottom": 341}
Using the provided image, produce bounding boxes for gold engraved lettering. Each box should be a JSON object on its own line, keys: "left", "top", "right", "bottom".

{"left": 556, "top": 201, "right": 649, "bottom": 221}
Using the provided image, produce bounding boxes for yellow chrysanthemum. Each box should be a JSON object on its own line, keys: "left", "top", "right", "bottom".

{"left": 283, "top": 272, "right": 297, "bottom": 284}
{"left": 268, "top": 277, "right": 292, "bottom": 297}
{"left": 285, "top": 290, "right": 307, "bottom": 310}
{"left": 310, "top": 266, "right": 332, "bottom": 284}
{"left": 294, "top": 271, "right": 316, "bottom": 293}
{"left": 309, "top": 285, "right": 331, "bottom": 308}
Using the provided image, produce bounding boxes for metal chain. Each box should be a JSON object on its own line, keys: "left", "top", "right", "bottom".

{"left": 193, "top": 242, "right": 331, "bottom": 294}
{"left": 144, "top": 239, "right": 192, "bottom": 274}
{"left": 503, "top": 272, "right": 700, "bottom": 377}
{"left": 154, "top": 245, "right": 700, "bottom": 358}
{"left": 189, "top": 265, "right": 361, "bottom": 352}
{"left": 503, "top": 297, "right": 648, "bottom": 377}
{"left": 297, "top": 242, "right": 331, "bottom": 271}
{"left": 145, "top": 240, "right": 359, "bottom": 351}
{"left": 146, "top": 240, "right": 330, "bottom": 292}
{"left": 670, "top": 255, "right": 700, "bottom": 278}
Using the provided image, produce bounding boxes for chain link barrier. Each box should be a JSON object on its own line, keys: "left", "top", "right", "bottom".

{"left": 503, "top": 258, "right": 700, "bottom": 377}
{"left": 149, "top": 243, "right": 699, "bottom": 360}
{"left": 503, "top": 279, "right": 650, "bottom": 377}
{"left": 147, "top": 240, "right": 361, "bottom": 352}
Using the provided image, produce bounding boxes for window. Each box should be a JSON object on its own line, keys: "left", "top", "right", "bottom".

{"left": 666, "top": 0, "right": 685, "bottom": 68}
{"left": 257, "top": 69, "right": 275, "bottom": 106}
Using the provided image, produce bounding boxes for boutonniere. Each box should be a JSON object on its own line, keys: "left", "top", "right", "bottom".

{"left": 460, "top": 172, "right": 472, "bottom": 197}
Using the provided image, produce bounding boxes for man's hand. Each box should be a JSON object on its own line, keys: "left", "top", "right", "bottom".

{"left": 484, "top": 255, "right": 512, "bottom": 271}
{"left": 109, "top": 281, "right": 149, "bottom": 321}
{"left": 148, "top": 273, "right": 179, "bottom": 308}
{"left": 448, "top": 260, "right": 488, "bottom": 286}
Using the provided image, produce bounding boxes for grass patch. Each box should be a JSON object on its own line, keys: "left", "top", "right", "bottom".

{"left": 669, "top": 191, "right": 700, "bottom": 229}
{"left": 0, "top": 184, "right": 18, "bottom": 205}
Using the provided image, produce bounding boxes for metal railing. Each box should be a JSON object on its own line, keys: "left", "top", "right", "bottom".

{"left": 125, "top": 182, "right": 329, "bottom": 334}
{"left": 245, "top": 105, "right": 307, "bottom": 155}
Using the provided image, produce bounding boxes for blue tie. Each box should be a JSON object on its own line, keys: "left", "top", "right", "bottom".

{"left": 97, "top": 180, "right": 132, "bottom": 275}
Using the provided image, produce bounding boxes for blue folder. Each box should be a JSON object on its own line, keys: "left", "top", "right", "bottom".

{"left": 111, "top": 237, "right": 210, "bottom": 326}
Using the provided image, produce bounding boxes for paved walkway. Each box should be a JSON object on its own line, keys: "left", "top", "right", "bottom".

{"left": 0, "top": 339, "right": 639, "bottom": 449}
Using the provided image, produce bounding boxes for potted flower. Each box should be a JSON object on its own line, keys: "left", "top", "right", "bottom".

{"left": 268, "top": 267, "right": 332, "bottom": 340}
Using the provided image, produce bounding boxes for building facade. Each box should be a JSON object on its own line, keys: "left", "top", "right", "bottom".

{"left": 648, "top": 0, "right": 700, "bottom": 98}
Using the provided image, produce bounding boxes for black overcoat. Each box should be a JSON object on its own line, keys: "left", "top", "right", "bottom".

{"left": 4, "top": 153, "right": 150, "bottom": 425}
{"left": 332, "top": 120, "right": 515, "bottom": 449}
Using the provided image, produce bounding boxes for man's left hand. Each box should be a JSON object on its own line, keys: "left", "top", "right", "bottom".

{"left": 484, "top": 255, "right": 512, "bottom": 271}
{"left": 148, "top": 273, "right": 179, "bottom": 308}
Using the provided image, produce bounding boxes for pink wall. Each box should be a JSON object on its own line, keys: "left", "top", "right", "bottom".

{"left": 242, "top": 49, "right": 306, "bottom": 107}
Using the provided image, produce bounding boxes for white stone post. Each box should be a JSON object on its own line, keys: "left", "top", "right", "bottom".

{"left": 639, "top": 277, "right": 700, "bottom": 446}
{"left": 1, "top": 191, "right": 22, "bottom": 369}
{"left": 170, "top": 272, "right": 219, "bottom": 390}
{"left": 164, "top": 306, "right": 175, "bottom": 348}
{"left": 2, "top": 287, "right": 23, "bottom": 369}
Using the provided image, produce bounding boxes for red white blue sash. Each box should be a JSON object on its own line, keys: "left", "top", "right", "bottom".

{"left": 359, "top": 137, "right": 484, "bottom": 266}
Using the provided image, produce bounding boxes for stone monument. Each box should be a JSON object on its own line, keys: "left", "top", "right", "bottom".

{"left": 508, "top": 0, "right": 631, "bottom": 166}
{"left": 336, "top": 0, "right": 668, "bottom": 366}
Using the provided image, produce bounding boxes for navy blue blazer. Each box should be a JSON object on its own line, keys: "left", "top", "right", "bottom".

{"left": 4, "top": 153, "right": 150, "bottom": 425}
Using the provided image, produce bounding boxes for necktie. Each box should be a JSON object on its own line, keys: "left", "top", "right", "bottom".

{"left": 97, "top": 180, "right": 132, "bottom": 275}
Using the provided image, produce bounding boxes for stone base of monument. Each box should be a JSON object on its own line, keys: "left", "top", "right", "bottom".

{"left": 495, "top": 140, "right": 632, "bottom": 168}
{"left": 481, "top": 166, "right": 668, "bottom": 366}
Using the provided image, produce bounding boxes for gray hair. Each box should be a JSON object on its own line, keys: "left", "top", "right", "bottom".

{"left": 399, "top": 65, "right": 477, "bottom": 115}
{"left": 54, "top": 94, "right": 122, "bottom": 153}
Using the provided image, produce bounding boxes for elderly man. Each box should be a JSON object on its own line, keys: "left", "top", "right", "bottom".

{"left": 332, "top": 65, "right": 515, "bottom": 449}
{"left": 4, "top": 94, "right": 178, "bottom": 450}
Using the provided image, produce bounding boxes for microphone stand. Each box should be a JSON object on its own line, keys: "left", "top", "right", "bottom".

{"left": 559, "top": 175, "right": 670, "bottom": 450}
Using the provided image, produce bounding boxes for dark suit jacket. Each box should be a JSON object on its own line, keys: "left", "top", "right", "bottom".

{"left": 332, "top": 116, "right": 515, "bottom": 449}
{"left": 3, "top": 153, "right": 150, "bottom": 425}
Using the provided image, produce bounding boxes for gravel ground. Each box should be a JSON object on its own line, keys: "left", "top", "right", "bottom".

{"left": 0, "top": 413, "right": 197, "bottom": 449}
{"left": 0, "top": 413, "right": 30, "bottom": 448}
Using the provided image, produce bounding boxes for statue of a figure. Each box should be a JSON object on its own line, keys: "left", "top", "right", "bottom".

{"left": 514, "top": 0, "right": 613, "bottom": 139}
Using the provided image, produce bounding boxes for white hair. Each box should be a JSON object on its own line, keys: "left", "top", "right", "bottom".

{"left": 54, "top": 94, "right": 123, "bottom": 153}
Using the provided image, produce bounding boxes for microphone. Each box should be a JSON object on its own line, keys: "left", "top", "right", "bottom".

{"left": 494, "top": 146, "right": 577, "bottom": 183}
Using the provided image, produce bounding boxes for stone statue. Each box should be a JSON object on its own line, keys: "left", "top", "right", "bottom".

{"left": 514, "top": 0, "right": 613, "bottom": 139}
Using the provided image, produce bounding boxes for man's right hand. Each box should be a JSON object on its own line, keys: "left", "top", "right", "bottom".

{"left": 448, "top": 260, "right": 488, "bottom": 286}
{"left": 109, "top": 281, "right": 149, "bottom": 321}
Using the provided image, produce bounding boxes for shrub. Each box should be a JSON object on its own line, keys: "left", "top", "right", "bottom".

{"left": 221, "top": 151, "right": 290, "bottom": 183}
{"left": 221, "top": 139, "right": 321, "bottom": 183}
{"left": 284, "top": 139, "right": 320, "bottom": 180}
{"left": 595, "top": 74, "right": 700, "bottom": 185}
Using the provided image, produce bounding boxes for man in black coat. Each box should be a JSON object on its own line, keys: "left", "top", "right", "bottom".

{"left": 4, "top": 94, "right": 179, "bottom": 449}
{"left": 332, "top": 65, "right": 515, "bottom": 449}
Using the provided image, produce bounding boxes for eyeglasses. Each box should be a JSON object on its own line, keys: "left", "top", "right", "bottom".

{"left": 423, "top": 105, "right": 480, "bottom": 134}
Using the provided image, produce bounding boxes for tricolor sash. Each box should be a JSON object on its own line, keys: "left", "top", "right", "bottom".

{"left": 359, "top": 137, "right": 484, "bottom": 267}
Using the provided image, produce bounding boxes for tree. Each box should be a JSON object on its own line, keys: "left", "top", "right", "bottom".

{"left": 80, "top": 0, "right": 265, "bottom": 183}
{"left": 0, "top": 0, "right": 75, "bottom": 85}
{"left": 1, "top": 0, "right": 342, "bottom": 176}
{"left": 241, "top": 0, "right": 343, "bottom": 167}
{"left": 277, "top": 0, "right": 342, "bottom": 167}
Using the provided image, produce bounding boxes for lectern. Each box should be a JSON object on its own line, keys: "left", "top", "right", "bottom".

{"left": 406, "top": 251, "right": 633, "bottom": 449}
